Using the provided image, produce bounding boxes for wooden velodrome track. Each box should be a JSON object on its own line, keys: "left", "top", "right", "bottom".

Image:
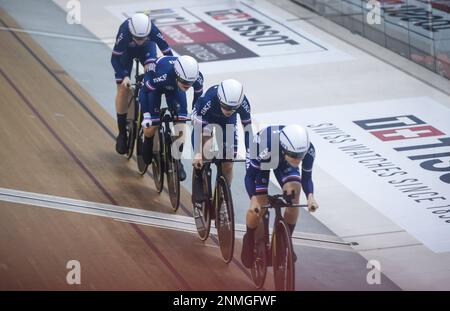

{"left": 0, "top": 9, "right": 260, "bottom": 290}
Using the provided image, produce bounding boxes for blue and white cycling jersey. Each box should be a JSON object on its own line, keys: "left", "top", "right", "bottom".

{"left": 111, "top": 18, "right": 173, "bottom": 83}
{"left": 191, "top": 85, "right": 252, "bottom": 158}
{"left": 139, "top": 56, "right": 204, "bottom": 124}
{"left": 245, "top": 125, "right": 315, "bottom": 198}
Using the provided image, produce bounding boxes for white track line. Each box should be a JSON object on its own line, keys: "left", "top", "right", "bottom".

{"left": 0, "top": 187, "right": 353, "bottom": 251}
{"left": 0, "top": 26, "right": 116, "bottom": 44}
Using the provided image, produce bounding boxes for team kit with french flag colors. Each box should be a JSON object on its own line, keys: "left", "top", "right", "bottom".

{"left": 110, "top": 12, "right": 319, "bottom": 275}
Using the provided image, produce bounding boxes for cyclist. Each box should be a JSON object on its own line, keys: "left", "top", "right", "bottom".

{"left": 191, "top": 79, "right": 253, "bottom": 186}
{"left": 241, "top": 124, "right": 319, "bottom": 268}
{"left": 139, "top": 55, "right": 204, "bottom": 181}
{"left": 111, "top": 13, "right": 173, "bottom": 155}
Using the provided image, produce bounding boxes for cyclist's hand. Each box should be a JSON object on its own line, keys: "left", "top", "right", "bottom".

{"left": 192, "top": 153, "right": 203, "bottom": 170}
{"left": 141, "top": 112, "right": 152, "bottom": 128}
{"left": 307, "top": 193, "right": 319, "bottom": 212}
{"left": 122, "top": 76, "right": 131, "bottom": 88}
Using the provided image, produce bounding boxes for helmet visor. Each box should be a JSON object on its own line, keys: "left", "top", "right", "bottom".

{"left": 284, "top": 148, "right": 307, "bottom": 159}
{"left": 176, "top": 76, "right": 194, "bottom": 87}
{"left": 132, "top": 36, "right": 148, "bottom": 43}
{"left": 219, "top": 101, "right": 240, "bottom": 112}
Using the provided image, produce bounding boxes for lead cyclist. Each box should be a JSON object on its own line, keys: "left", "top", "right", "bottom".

{"left": 241, "top": 124, "right": 319, "bottom": 268}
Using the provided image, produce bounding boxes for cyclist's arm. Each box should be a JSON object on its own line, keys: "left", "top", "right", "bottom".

{"left": 192, "top": 72, "right": 204, "bottom": 110}
{"left": 143, "top": 70, "right": 167, "bottom": 94}
{"left": 140, "top": 73, "right": 159, "bottom": 114}
{"left": 244, "top": 159, "right": 261, "bottom": 198}
{"left": 238, "top": 97, "right": 253, "bottom": 152}
{"left": 151, "top": 23, "right": 173, "bottom": 56}
{"left": 111, "top": 27, "right": 128, "bottom": 81}
{"left": 143, "top": 41, "right": 157, "bottom": 71}
{"left": 301, "top": 143, "right": 315, "bottom": 196}
{"left": 191, "top": 97, "right": 211, "bottom": 157}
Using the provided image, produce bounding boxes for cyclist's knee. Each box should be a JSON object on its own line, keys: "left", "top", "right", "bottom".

{"left": 246, "top": 195, "right": 267, "bottom": 225}
{"left": 246, "top": 205, "right": 260, "bottom": 228}
{"left": 222, "top": 162, "right": 233, "bottom": 184}
{"left": 222, "top": 162, "right": 233, "bottom": 173}
{"left": 283, "top": 182, "right": 301, "bottom": 202}
{"left": 144, "top": 125, "right": 158, "bottom": 137}
{"left": 117, "top": 83, "right": 129, "bottom": 94}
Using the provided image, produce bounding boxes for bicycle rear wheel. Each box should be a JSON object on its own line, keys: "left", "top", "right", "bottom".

{"left": 215, "top": 176, "right": 235, "bottom": 263}
{"left": 125, "top": 96, "right": 137, "bottom": 160}
{"left": 271, "top": 219, "right": 295, "bottom": 291}
{"left": 165, "top": 134, "right": 180, "bottom": 212}
{"left": 151, "top": 128, "right": 164, "bottom": 193}
{"left": 192, "top": 167, "right": 212, "bottom": 241}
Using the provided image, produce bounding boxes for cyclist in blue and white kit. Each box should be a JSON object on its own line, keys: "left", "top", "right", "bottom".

{"left": 191, "top": 79, "right": 253, "bottom": 186}
{"left": 139, "top": 55, "right": 204, "bottom": 181}
{"left": 241, "top": 124, "right": 319, "bottom": 268}
{"left": 111, "top": 13, "right": 173, "bottom": 155}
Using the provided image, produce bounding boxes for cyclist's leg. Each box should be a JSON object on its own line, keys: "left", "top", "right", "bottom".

{"left": 273, "top": 165, "right": 301, "bottom": 262}
{"left": 220, "top": 120, "right": 238, "bottom": 185}
{"left": 115, "top": 51, "right": 133, "bottom": 115}
{"left": 139, "top": 89, "right": 162, "bottom": 164}
{"left": 167, "top": 89, "right": 188, "bottom": 152}
{"left": 274, "top": 165, "right": 301, "bottom": 235}
{"left": 115, "top": 51, "right": 133, "bottom": 154}
{"left": 167, "top": 90, "right": 188, "bottom": 180}
{"left": 191, "top": 127, "right": 210, "bottom": 202}
{"left": 221, "top": 161, "right": 233, "bottom": 185}
{"left": 241, "top": 170, "right": 270, "bottom": 267}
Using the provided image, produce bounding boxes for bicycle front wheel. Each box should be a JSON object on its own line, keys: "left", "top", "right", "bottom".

{"left": 136, "top": 126, "right": 148, "bottom": 175}
{"left": 165, "top": 134, "right": 180, "bottom": 212}
{"left": 151, "top": 128, "right": 164, "bottom": 193}
{"left": 250, "top": 216, "right": 268, "bottom": 289}
{"left": 215, "top": 176, "right": 235, "bottom": 263}
{"left": 271, "top": 219, "right": 295, "bottom": 291}
{"left": 192, "top": 167, "right": 212, "bottom": 241}
{"left": 125, "top": 95, "right": 137, "bottom": 160}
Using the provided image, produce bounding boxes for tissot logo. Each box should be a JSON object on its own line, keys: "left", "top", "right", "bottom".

{"left": 354, "top": 115, "right": 450, "bottom": 184}
{"left": 205, "top": 8, "right": 300, "bottom": 47}
{"left": 107, "top": 2, "right": 333, "bottom": 67}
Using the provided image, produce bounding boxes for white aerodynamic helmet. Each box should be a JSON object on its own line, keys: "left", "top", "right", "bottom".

{"left": 217, "top": 79, "right": 244, "bottom": 110}
{"left": 174, "top": 55, "right": 199, "bottom": 85}
{"left": 279, "top": 124, "right": 310, "bottom": 159}
{"left": 128, "top": 13, "right": 151, "bottom": 38}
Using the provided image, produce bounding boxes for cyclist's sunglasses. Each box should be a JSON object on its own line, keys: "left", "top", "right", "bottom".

{"left": 283, "top": 149, "right": 306, "bottom": 159}
{"left": 220, "top": 101, "right": 240, "bottom": 112}
{"left": 132, "top": 36, "right": 148, "bottom": 43}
